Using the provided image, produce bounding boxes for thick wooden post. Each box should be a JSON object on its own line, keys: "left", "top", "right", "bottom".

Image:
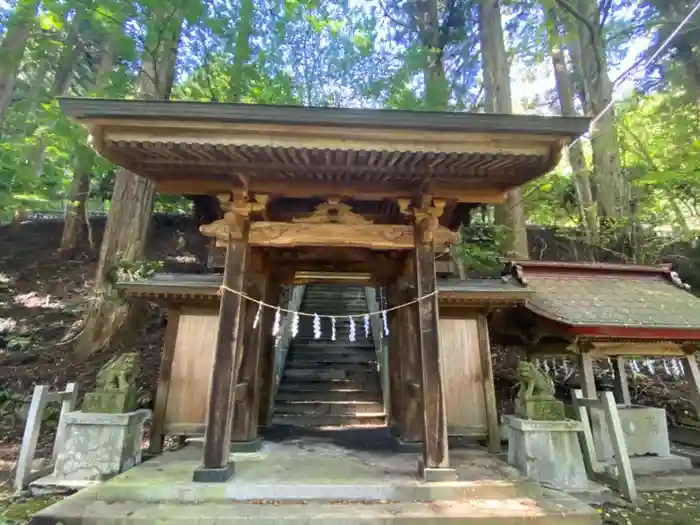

{"left": 148, "top": 306, "right": 181, "bottom": 454}
{"left": 258, "top": 281, "right": 281, "bottom": 427}
{"left": 386, "top": 283, "right": 403, "bottom": 433}
{"left": 193, "top": 215, "right": 250, "bottom": 482}
{"left": 398, "top": 290, "right": 424, "bottom": 443}
{"left": 683, "top": 352, "right": 700, "bottom": 419}
{"left": 476, "top": 312, "right": 500, "bottom": 454}
{"left": 232, "top": 272, "right": 276, "bottom": 450}
{"left": 612, "top": 357, "right": 632, "bottom": 406}
{"left": 412, "top": 209, "right": 455, "bottom": 481}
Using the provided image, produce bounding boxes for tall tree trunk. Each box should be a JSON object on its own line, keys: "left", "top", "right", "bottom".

{"left": 569, "top": 0, "right": 626, "bottom": 220}
{"left": 59, "top": 34, "right": 118, "bottom": 253}
{"left": 75, "top": 10, "right": 183, "bottom": 357}
{"left": 547, "top": 14, "right": 597, "bottom": 243}
{"left": 414, "top": 0, "right": 449, "bottom": 109}
{"left": 0, "top": 0, "right": 40, "bottom": 126}
{"left": 479, "top": 0, "right": 529, "bottom": 259}
{"left": 59, "top": 151, "right": 91, "bottom": 253}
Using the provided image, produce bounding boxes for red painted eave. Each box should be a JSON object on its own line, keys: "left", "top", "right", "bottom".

{"left": 564, "top": 324, "right": 700, "bottom": 340}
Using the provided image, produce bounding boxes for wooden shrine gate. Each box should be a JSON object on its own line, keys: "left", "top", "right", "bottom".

{"left": 60, "top": 97, "right": 589, "bottom": 483}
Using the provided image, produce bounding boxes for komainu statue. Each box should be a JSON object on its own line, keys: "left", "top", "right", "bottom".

{"left": 83, "top": 353, "right": 140, "bottom": 414}
{"left": 515, "top": 360, "right": 565, "bottom": 421}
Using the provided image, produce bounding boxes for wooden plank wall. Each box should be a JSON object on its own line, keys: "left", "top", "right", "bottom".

{"left": 439, "top": 318, "right": 488, "bottom": 437}
{"left": 164, "top": 307, "right": 219, "bottom": 435}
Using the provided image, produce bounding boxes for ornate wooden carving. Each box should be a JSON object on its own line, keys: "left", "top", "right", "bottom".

{"left": 292, "top": 198, "right": 373, "bottom": 225}
{"left": 205, "top": 221, "right": 457, "bottom": 250}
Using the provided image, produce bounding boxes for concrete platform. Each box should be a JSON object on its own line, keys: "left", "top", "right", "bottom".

{"left": 33, "top": 429, "right": 601, "bottom": 524}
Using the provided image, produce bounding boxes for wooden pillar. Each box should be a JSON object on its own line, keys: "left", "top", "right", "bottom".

{"left": 683, "top": 351, "right": 700, "bottom": 419}
{"left": 612, "top": 357, "right": 632, "bottom": 406}
{"left": 231, "top": 273, "right": 268, "bottom": 449}
{"left": 412, "top": 206, "right": 455, "bottom": 480}
{"left": 577, "top": 351, "right": 597, "bottom": 400}
{"left": 193, "top": 202, "right": 251, "bottom": 483}
{"left": 148, "top": 306, "right": 180, "bottom": 454}
{"left": 476, "top": 313, "right": 500, "bottom": 454}
{"left": 398, "top": 292, "right": 424, "bottom": 443}
{"left": 386, "top": 283, "right": 404, "bottom": 433}
{"left": 258, "top": 281, "right": 281, "bottom": 428}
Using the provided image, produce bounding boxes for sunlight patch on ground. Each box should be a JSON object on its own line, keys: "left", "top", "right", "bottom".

{"left": 13, "top": 292, "right": 63, "bottom": 310}
{"left": 166, "top": 254, "right": 199, "bottom": 263}
{"left": 0, "top": 318, "right": 17, "bottom": 333}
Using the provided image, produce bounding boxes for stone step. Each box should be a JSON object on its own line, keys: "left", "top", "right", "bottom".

{"left": 275, "top": 401, "right": 385, "bottom": 415}
{"left": 275, "top": 389, "right": 381, "bottom": 403}
{"left": 287, "top": 343, "right": 377, "bottom": 359}
{"left": 277, "top": 379, "right": 381, "bottom": 391}
{"left": 280, "top": 374, "right": 380, "bottom": 385}
{"left": 285, "top": 362, "right": 377, "bottom": 373}
{"left": 299, "top": 304, "right": 367, "bottom": 310}
{"left": 283, "top": 369, "right": 379, "bottom": 382}
{"left": 36, "top": 493, "right": 600, "bottom": 524}
{"left": 286, "top": 354, "right": 377, "bottom": 365}
{"left": 290, "top": 340, "right": 375, "bottom": 352}
{"left": 271, "top": 412, "right": 387, "bottom": 427}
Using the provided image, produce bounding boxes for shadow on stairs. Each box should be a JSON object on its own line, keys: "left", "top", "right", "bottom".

{"left": 272, "top": 284, "right": 386, "bottom": 429}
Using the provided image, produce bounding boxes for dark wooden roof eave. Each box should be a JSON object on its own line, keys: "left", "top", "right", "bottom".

{"left": 58, "top": 97, "right": 591, "bottom": 138}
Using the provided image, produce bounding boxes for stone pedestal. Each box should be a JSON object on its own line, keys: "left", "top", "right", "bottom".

{"left": 507, "top": 416, "right": 589, "bottom": 490}
{"left": 52, "top": 410, "right": 151, "bottom": 482}
{"left": 591, "top": 405, "right": 691, "bottom": 473}
{"left": 592, "top": 406, "right": 669, "bottom": 460}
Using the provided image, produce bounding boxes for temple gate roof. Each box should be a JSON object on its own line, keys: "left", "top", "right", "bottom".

{"left": 58, "top": 98, "right": 589, "bottom": 203}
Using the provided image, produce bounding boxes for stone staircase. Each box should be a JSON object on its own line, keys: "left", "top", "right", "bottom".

{"left": 272, "top": 285, "right": 386, "bottom": 428}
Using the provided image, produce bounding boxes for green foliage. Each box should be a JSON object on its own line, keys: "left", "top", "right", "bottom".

{"left": 451, "top": 222, "right": 507, "bottom": 277}
{"left": 0, "top": 0, "right": 696, "bottom": 271}
{"left": 106, "top": 257, "right": 164, "bottom": 284}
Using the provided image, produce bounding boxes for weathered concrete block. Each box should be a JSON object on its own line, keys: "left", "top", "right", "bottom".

{"left": 507, "top": 416, "right": 589, "bottom": 490}
{"left": 52, "top": 410, "right": 151, "bottom": 482}
{"left": 592, "top": 406, "right": 671, "bottom": 461}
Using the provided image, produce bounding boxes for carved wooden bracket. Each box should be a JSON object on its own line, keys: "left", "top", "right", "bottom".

{"left": 200, "top": 192, "right": 268, "bottom": 240}
{"left": 398, "top": 197, "right": 447, "bottom": 243}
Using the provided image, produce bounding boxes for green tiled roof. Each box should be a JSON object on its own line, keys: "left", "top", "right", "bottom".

{"left": 525, "top": 272, "right": 700, "bottom": 330}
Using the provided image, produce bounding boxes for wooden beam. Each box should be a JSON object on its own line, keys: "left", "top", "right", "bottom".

{"left": 148, "top": 306, "right": 180, "bottom": 454}
{"left": 589, "top": 341, "right": 684, "bottom": 358}
{"left": 194, "top": 219, "right": 250, "bottom": 483}
{"left": 155, "top": 179, "right": 507, "bottom": 204}
{"left": 204, "top": 220, "right": 459, "bottom": 250}
{"left": 413, "top": 215, "right": 454, "bottom": 479}
{"left": 98, "top": 120, "right": 558, "bottom": 155}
